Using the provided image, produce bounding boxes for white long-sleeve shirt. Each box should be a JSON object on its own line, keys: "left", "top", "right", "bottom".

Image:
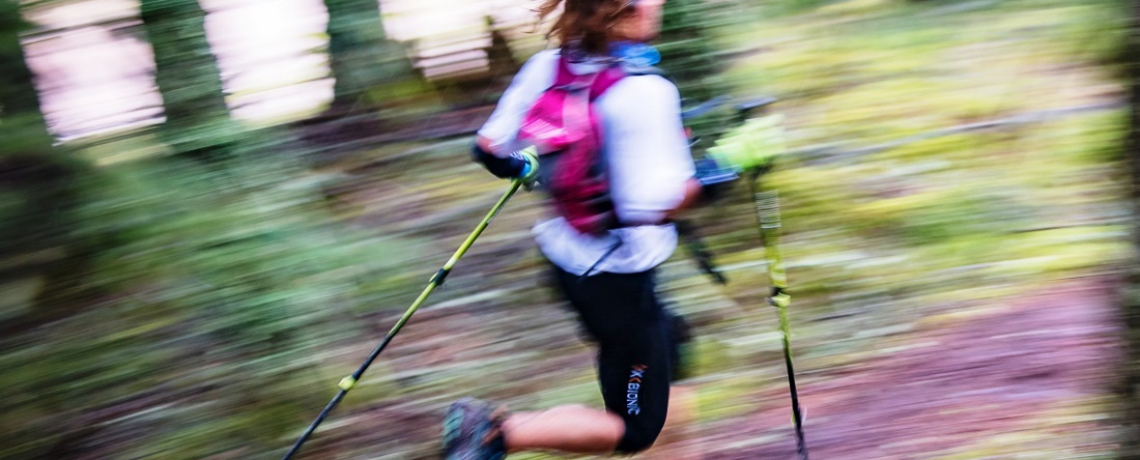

{"left": 478, "top": 49, "right": 695, "bottom": 275}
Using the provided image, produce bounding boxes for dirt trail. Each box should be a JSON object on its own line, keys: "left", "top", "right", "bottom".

{"left": 690, "top": 278, "right": 1121, "bottom": 460}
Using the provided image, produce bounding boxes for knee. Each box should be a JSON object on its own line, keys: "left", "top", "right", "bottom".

{"left": 614, "top": 417, "right": 665, "bottom": 454}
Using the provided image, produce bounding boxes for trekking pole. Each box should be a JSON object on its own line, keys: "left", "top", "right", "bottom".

{"left": 749, "top": 175, "right": 809, "bottom": 460}
{"left": 279, "top": 179, "right": 525, "bottom": 460}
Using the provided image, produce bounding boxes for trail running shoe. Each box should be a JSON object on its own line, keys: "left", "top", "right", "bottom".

{"left": 441, "top": 397, "right": 507, "bottom": 460}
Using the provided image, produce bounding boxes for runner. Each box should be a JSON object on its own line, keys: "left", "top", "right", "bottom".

{"left": 443, "top": 0, "right": 759, "bottom": 458}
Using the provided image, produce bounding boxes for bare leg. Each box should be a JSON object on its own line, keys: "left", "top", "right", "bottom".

{"left": 502, "top": 404, "right": 625, "bottom": 454}
{"left": 500, "top": 386, "right": 699, "bottom": 456}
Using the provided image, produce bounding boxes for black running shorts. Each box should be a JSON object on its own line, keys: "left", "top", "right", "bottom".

{"left": 552, "top": 266, "right": 681, "bottom": 454}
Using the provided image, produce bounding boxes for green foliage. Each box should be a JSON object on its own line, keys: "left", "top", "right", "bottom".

{"left": 707, "top": 0, "right": 1132, "bottom": 316}
{"left": 0, "top": 134, "right": 417, "bottom": 458}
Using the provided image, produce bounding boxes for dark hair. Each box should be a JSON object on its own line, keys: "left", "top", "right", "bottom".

{"left": 537, "top": 0, "right": 636, "bottom": 55}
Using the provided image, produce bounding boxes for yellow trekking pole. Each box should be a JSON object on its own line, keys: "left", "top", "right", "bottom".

{"left": 279, "top": 179, "right": 524, "bottom": 460}
{"left": 700, "top": 98, "right": 806, "bottom": 458}
{"left": 751, "top": 177, "right": 808, "bottom": 460}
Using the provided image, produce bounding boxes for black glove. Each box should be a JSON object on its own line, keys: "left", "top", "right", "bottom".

{"left": 472, "top": 144, "right": 536, "bottom": 180}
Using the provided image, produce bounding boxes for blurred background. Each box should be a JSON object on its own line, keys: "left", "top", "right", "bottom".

{"left": 1, "top": 0, "right": 1136, "bottom": 459}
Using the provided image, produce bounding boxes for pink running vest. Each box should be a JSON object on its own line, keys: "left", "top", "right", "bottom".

{"left": 516, "top": 56, "right": 628, "bottom": 235}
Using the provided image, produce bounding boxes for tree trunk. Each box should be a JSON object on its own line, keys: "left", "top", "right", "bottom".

{"left": 1122, "top": 1, "right": 1140, "bottom": 459}
{"left": 0, "top": 0, "right": 52, "bottom": 152}
{"left": 323, "top": 0, "right": 417, "bottom": 113}
{"left": 139, "top": 0, "right": 234, "bottom": 157}
{"left": 0, "top": 0, "right": 91, "bottom": 345}
{"left": 0, "top": 0, "right": 71, "bottom": 258}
